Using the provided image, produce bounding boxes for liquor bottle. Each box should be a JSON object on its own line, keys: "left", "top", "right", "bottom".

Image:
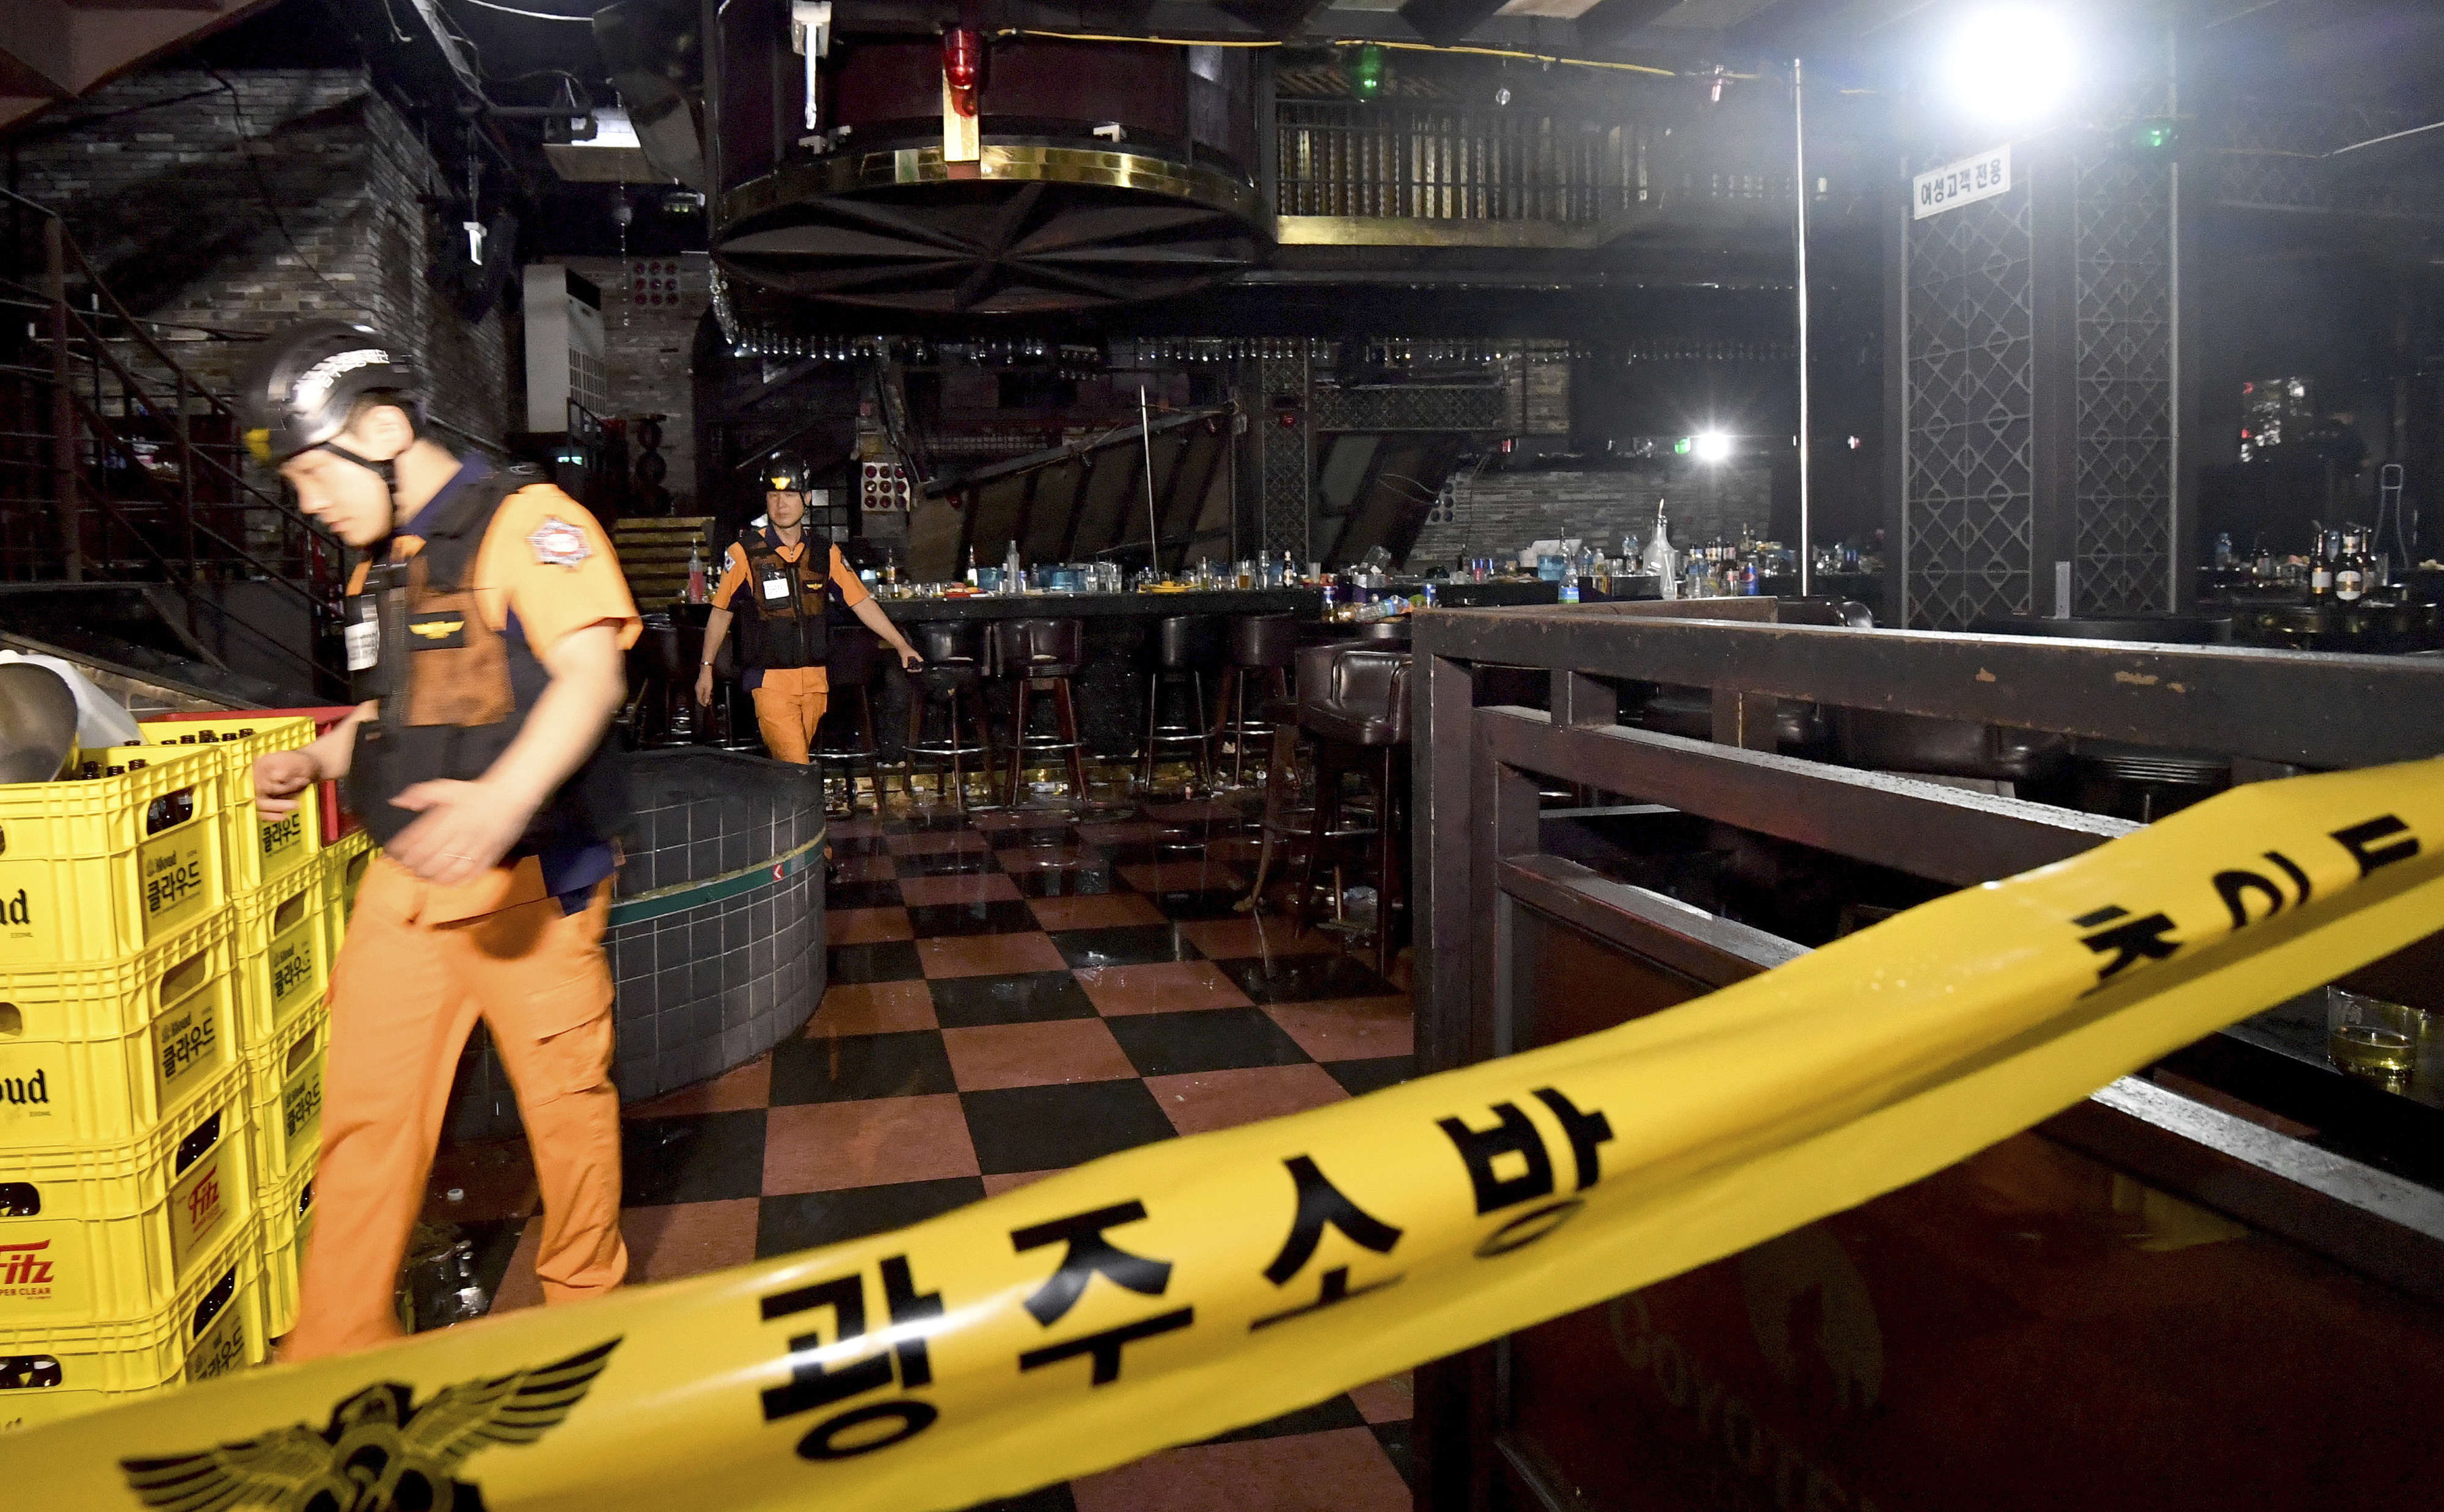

{"left": 965, "top": 547, "right": 979, "bottom": 587}
{"left": 1644, "top": 502, "right": 1674, "bottom": 588}
{"left": 1004, "top": 539, "right": 1023, "bottom": 594}
{"left": 2336, "top": 530, "right": 2366, "bottom": 603}
{"left": 2309, "top": 528, "right": 2333, "bottom": 597}
{"left": 685, "top": 543, "right": 707, "bottom": 604}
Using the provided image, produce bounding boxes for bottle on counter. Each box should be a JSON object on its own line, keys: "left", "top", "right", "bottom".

{"left": 2336, "top": 529, "right": 2367, "bottom": 602}
{"left": 1004, "top": 540, "right": 1023, "bottom": 594}
{"left": 2214, "top": 532, "right": 2234, "bottom": 570}
{"left": 2309, "top": 525, "right": 2334, "bottom": 598}
{"left": 965, "top": 547, "right": 979, "bottom": 587}
{"left": 1644, "top": 501, "right": 1677, "bottom": 599}
{"left": 685, "top": 542, "right": 707, "bottom": 604}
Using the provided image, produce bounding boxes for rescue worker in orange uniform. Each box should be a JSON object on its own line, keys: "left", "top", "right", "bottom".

{"left": 695, "top": 453, "right": 922, "bottom": 761}
{"left": 239, "top": 321, "right": 636, "bottom": 1361}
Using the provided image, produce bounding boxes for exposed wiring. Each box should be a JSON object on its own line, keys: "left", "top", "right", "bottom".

{"left": 446, "top": 0, "right": 598, "bottom": 20}
{"left": 200, "top": 65, "right": 364, "bottom": 312}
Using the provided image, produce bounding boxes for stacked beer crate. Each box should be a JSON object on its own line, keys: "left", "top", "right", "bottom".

{"left": 0, "top": 715, "right": 335, "bottom": 1428}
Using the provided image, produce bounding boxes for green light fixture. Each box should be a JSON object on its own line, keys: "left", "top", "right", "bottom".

{"left": 1351, "top": 45, "right": 1386, "bottom": 103}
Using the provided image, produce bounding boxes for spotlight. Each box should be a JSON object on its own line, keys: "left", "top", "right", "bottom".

{"left": 1942, "top": 6, "right": 2074, "bottom": 124}
{"left": 1692, "top": 431, "right": 1733, "bottom": 462}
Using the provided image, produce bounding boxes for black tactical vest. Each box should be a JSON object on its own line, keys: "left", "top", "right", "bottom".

{"left": 342, "top": 466, "right": 626, "bottom": 850}
{"left": 733, "top": 531, "right": 834, "bottom": 670}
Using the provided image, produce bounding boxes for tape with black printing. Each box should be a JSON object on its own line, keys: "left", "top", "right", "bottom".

{"left": 12, "top": 757, "right": 2444, "bottom": 1512}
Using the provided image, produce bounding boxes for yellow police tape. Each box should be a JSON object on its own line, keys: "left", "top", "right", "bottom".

{"left": 12, "top": 758, "right": 2444, "bottom": 1510}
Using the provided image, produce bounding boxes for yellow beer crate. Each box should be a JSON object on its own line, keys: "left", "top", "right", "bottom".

{"left": 139, "top": 717, "right": 322, "bottom": 896}
{"left": 262, "top": 1159, "right": 314, "bottom": 1339}
{"left": 248, "top": 1005, "right": 324, "bottom": 1195}
{"left": 0, "top": 908, "right": 239, "bottom": 1149}
{"left": 323, "top": 828, "right": 374, "bottom": 962}
{"left": 0, "top": 1218, "right": 263, "bottom": 1431}
{"left": 233, "top": 861, "right": 329, "bottom": 1050}
{"left": 0, "top": 742, "right": 224, "bottom": 964}
{"left": 0, "top": 1068, "right": 252, "bottom": 1331}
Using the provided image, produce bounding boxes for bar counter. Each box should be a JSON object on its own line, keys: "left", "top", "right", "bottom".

{"left": 866, "top": 586, "right": 1328, "bottom": 763}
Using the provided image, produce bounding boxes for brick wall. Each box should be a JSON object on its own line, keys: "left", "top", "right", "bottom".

{"left": 16, "top": 68, "right": 513, "bottom": 456}
{"left": 1407, "top": 462, "right": 1774, "bottom": 569}
{"left": 541, "top": 255, "right": 710, "bottom": 503}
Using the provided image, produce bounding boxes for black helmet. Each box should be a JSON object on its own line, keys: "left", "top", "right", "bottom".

{"left": 235, "top": 319, "right": 423, "bottom": 466}
{"left": 761, "top": 453, "right": 813, "bottom": 494}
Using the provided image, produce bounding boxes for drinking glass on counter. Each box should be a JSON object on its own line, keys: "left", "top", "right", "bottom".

{"left": 2325, "top": 985, "right": 2428, "bottom": 1088}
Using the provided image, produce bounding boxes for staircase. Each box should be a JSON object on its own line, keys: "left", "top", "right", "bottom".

{"left": 0, "top": 192, "right": 348, "bottom": 698}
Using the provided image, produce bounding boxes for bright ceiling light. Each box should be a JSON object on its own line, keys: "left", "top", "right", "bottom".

{"left": 1943, "top": 6, "right": 2075, "bottom": 124}
{"left": 1692, "top": 431, "right": 1733, "bottom": 462}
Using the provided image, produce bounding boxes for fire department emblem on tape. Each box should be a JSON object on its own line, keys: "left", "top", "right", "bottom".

{"left": 119, "top": 1337, "right": 620, "bottom": 1511}
{"left": 527, "top": 516, "right": 593, "bottom": 568}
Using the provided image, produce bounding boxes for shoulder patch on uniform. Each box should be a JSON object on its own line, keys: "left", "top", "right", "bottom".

{"left": 528, "top": 515, "right": 594, "bottom": 568}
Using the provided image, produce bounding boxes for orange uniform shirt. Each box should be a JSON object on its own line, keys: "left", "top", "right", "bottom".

{"left": 710, "top": 535, "right": 871, "bottom": 615}
{"left": 344, "top": 464, "right": 641, "bottom": 922}
{"left": 711, "top": 533, "right": 870, "bottom": 688}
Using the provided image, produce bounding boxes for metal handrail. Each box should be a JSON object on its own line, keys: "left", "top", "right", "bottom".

{"left": 0, "top": 185, "right": 346, "bottom": 693}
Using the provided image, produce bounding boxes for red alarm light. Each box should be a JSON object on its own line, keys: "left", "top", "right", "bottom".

{"left": 943, "top": 27, "right": 981, "bottom": 100}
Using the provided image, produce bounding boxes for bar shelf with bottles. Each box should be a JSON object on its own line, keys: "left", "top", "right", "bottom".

{"left": 2200, "top": 521, "right": 2443, "bottom": 654}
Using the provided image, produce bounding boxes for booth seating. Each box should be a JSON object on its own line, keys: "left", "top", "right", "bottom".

{"left": 902, "top": 621, "right": 997, "bottom": 812}
{"left": 989, "top": 617, "right": 1090, "bottom": 806}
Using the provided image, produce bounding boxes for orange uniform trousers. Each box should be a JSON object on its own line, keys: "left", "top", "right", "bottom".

{"left": 748, "top": 663, "right": 829, "bottom": 764}
{"left": 284, "top": 857, "right": 628, "bottom": 1361}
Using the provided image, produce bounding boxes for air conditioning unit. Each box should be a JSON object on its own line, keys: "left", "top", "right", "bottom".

{"left": 522, "top": 265, "right": 608, "bottom": 436}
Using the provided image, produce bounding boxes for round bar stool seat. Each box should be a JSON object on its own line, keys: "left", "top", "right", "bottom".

{"left": 1287, "top": 646, "right": 1414, "bottom": 974}
{"left": 904, "top": 621, "right": 996, "bottom": 812}
{"left": 1140, "top": 615, "right": 1226, "bottom": 794}
{"left": 989, "top": 617, "right": 1090, "bottom": 807}
{"left": 1214, "top": 615, "right": 1298, "bottom": 789}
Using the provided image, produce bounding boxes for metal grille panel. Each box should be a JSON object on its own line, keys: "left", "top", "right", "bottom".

{"left": 1259, "top": 350, "right": 1312, "bottom": 558}
{"left": 1312, "top": 384, "right": 1510, "bottom": 432}
{"left": 1902, "top": 184, "right": 2036, "bottom": 630}
{"left": 2073, "top": 147, "right": 2173, "bottom": 613}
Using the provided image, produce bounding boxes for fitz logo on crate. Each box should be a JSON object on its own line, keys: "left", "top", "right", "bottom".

{"left": 0, "top": 1240, "right": 55, "bottom": 1296}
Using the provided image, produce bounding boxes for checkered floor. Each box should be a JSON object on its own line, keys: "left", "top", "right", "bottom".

{"left": 425, "top": 792, "right": 1417, "bottom": 1511}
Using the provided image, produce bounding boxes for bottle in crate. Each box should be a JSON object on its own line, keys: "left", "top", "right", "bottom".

{"left": 248, "top": 1006, "right": 324, "bottom": 1200}
{"left": 0, "top": 909, "right": 240, "bottom": 1150}
{"left": 262, "top": 1163, "right": 315, "bottom": 1340}
{"left": 0, "top": 742, "right": 224, "bottom": 964}
{"left": 0, "top": 1067, "right": 254, "bottom": 1334}
{"left": 233, "top": 861, "right": 329, "bottom": 1053}
{"left": 0, "top": 1217, "right": 263, "bottom": 1430}
{"left": 137, "top": 717, "right": 324, "bottom": 896}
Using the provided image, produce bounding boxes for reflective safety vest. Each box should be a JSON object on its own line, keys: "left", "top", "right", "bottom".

{"left": 733, "top": 531, "right": 834, "bottom": 670}
{"left": 342, "top": 466, "right": 624, "bottom": 849}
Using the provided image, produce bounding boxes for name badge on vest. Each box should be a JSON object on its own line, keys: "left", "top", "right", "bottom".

{"left": 344, "top": 612, "right": 379, "bottom": 671}
{"left": 406, "top": 612, "right": 469, "bottom": 650}
{"left": 761, "top": 575, "right": 792, "bottom": 601}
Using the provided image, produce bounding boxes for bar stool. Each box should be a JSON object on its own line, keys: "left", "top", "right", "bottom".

{"left": 989, "top": 617, "right": 1090, "bottom": 807}
{"left": 1213, "top": 615, "right": 1297, "bottom": 789}
{"left": 1139, "top": 615, "right": 1225, "bottom": 794}
{"left": 1291, "top": 646, "right": 1413, "bottom": 975}
{"left": 903, "top": 621, "right": 996, "bottom": 813}
{"left": 1240, "top": 640, "right": 1378, "bottom": 912}
{"left": 813, "top": 624, "right": 885, "bottom": 815}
